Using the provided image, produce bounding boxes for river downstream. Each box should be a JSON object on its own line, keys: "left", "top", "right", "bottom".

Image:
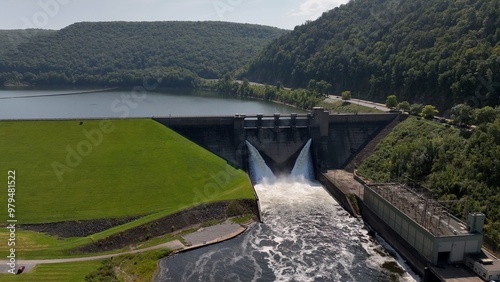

{"left": 156, "top": 142, "right": 417, "bottom": 282}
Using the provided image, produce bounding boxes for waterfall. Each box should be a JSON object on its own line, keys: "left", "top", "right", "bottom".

{"left": 161, "top": 139, "right": 417, "bottom": 282}
{"left": 290, "top": 139, "right": 314, "bottom": 181}
{"left": 246, "top": 141, "right": 276, "bottom": 183}
{"left": 246, "top": 139, "right": 314, "bottom": 183}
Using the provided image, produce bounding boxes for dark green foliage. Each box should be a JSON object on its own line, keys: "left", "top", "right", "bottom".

{"left": 409, "top": 103, "right": 424, "bottom": 115}
{"left": 0, "top": 29, "right": 54, "bottom": 55}
{"left": 385, "top": 95, "right": 398, "bottom": 108}
{"left": 359, "top": 112, "right": 500, "bottom": 248}
{"left": 204, "top": 79, "right": 321, "bottom": 110}
{"left": 421, "top": 105, "right": 439, "bottom": 118}
{"left": 397, "top": 101, "right": 410, "bottom": 112}
{"left": 0, "top": 22, "right": 286, "bottom": 87}
{"left": 474, "top": 106, "right": 497, "bottom": 124}
{"left": 244, "top": 0, "right": 500, "bottom": 110}
{"left": 308, "top": 79, "right": 332, "bottom": 97}
{"left": 451, "top": 104, "right": 474, "bottom": 125}
{"left": 341, "top": 90, "right": 352, "bottom": 101}
{"left": 85, "top": 259, "right": 118, "bottom": 282}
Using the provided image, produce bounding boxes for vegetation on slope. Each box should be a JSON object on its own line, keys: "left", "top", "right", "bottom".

{"left": 0, "top": 119, "right": 253, "bottom": 223}
{"left": 0, "top": 29, "right": 54, "bottom": 56}
{"left": 202, "top": 75, "right": 379, "bottom": 113}
{"left": 358, "top": 109, "right": 500, "bottom": 249}
{"left": 84, "top": 249, "right": 171, "bottom": 282}
{"left": 0, "top": 21, "right": 286, "bottom": 87}
{"left": 244, "top": 0, "right": 500, "bottom": 110}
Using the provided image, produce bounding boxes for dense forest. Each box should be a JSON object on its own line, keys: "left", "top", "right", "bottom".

{"left": 0, "top": 21, "right": 286, "bottom": 87}
{"left": 244, "top": 0, "right": 500, "bottom": 111}
{"left": 359, "top": 108, "right": 500, "bottom": 250}
{"left": 0, "top": 29, "right": 54, "bottom": 56}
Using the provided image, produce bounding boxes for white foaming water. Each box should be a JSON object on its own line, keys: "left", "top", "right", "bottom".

{"left": 248, "top": 140, "right": 416, "bottom": 282}
{"left": 157, "top": 141, "right": 417, "bottom": 282}
{"left": 246, "top": 141, "right": 276, "bottom": 183}
{"left": 290, "top": 139, "right": 314, "bottom": 181}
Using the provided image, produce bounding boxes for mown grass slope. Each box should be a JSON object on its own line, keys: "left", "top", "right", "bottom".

{"left": 0, "top": 119, "right": 254, "bottom": 223}
{"left": 0, "top": 260, "right": 102, "bottom": 282}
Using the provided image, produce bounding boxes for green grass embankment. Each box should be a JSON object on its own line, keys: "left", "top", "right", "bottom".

{"left": 0, "top": 119, "right": 254, "bottom": 258}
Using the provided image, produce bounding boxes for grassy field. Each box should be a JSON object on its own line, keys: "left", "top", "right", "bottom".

{"left": 0, "top": 260, "right": 103, "bottom": 282}
{"left": 0, "top": 119, "right": 254, "bottom": 223}
{"left": 0, "top": 119, "right": 254, "bottom": 259}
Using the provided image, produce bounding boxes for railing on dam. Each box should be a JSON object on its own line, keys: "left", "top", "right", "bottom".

{"left": 242, "top": 113, "right": 312, "bottom": 129}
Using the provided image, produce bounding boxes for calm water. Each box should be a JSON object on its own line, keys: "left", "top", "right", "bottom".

{"left": 156, "top": 142, "right": 418, "bottom": 282}
{"left": 0, "top": 88, "right": 304, "bottom": 119}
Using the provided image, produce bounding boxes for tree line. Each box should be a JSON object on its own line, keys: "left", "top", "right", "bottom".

{"left": 243, "top": 0, "right": 500, "bottom": 111}
{"left": 201, "top": 75, "right": 323, "bottom": 110}
{"left": 0, "top": 21, "right": 286, "bottom": 87}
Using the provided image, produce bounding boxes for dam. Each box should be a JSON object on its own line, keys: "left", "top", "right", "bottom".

{"left": 155, "top": 108, "right": 500, "bottom": 281}
{"left": 157, "top": 134, "right": 417, "bottom": 281}
{"left": 154, "top": 107, "right": 400, "bottom": 174}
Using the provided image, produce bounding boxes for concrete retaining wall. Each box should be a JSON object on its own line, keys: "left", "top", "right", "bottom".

{"left": 361, "top": 203, "right": 429, "bottom": 278}
{"left": 317, "top": 173, "right": 358, "bottom": 217}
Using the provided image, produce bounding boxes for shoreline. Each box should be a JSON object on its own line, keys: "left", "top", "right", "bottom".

{"left": 0, "top": 219, "right": 254, "bottom": 274}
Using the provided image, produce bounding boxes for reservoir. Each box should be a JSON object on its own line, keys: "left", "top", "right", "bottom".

{"left": 0, "top": 88, "right": 305, "bottom": 119}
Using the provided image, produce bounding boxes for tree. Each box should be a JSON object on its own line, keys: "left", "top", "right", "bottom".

{"left": 276, "top": 81, "right": 284, "bottom": 91}
{"left": 308, "top": 79, "right": 331, "bottom": 97}
{"left": 397, "top": 101, "right": 410, "bottom": 112}
{"left": 409, "top": 103, "right": 424, "bottom": 115}
{"left": 421, "top": 105, "right": 439, "bottom": 119}
{"left": 238, "top": 78, "right": 251, "bottom": 97}
{"left": 385, "top": 95, "right": 398, "bottom": 108}
{"left": 474, "top": 106, "right": 497, "bottom": 125}
{"left": 451, "top": 104, "right": 473, "bottom": 126}
{"left": 341, "top": 91, "right": 351, "bottom": 101}
{"left": 264, "top": 85, "right": 276, "bottom": 101}
{"left": 316, "top": 80, "right": 332, "bottom": 97}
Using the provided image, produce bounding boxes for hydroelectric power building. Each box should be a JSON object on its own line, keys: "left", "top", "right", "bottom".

{"left": 364, "top": 183, "right": 484, "bottom": 265}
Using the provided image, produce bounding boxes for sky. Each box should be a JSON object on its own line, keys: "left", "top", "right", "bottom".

{"left": 0, "top": 0, "right": 350, "bottom": 30}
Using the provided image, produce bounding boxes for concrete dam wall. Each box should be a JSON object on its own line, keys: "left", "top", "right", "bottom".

{"left": 154, "top": 108, "right": 399, "bottom": 173}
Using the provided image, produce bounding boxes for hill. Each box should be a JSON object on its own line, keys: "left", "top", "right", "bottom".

{"left": 358, "top": 112, "right": 500, "bottom": 250}
{"left": 244, "top": 0, "right": 500, "bottom": 111}
{"left": 0, "top": 21, "right": 287, "bottom": 87}
{"left": 0, "top": 29, "right": 55, "bottom": 56}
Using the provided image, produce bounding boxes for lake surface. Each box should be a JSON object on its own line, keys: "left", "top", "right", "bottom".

{"left": 0, "top": 88, "right": 305, "bottom": 119}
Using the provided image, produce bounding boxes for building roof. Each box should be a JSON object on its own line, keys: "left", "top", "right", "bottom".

{"left": 367, "top": 183, "right": 470, "bottom": 237}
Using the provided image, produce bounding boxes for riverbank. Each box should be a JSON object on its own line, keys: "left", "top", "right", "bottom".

{"left": 0, "top": 219, "right": 253, "bottom": 277}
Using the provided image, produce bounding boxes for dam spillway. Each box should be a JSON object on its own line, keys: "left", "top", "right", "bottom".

{"left": 157, "top": 135, "right": 416, "bottom": 281}
{"left": 153, "top": 107, "right": 400, "bottom": 174}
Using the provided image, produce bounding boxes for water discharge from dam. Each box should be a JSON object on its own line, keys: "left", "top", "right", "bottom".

{"left": 157, "top": 140, "right": 417, "bottom": 281}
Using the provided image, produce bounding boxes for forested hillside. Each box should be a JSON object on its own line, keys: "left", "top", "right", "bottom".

{"left": 244, "top": 0, "right": 500, "bottom": 110}
{"left": 0, "top": 29, "right": 54, "bottom": 55}
{"left": 359, "top": 108, "right": 500, "bottom": 250}
{"left": 0, "top": 21, "right": 286, "bottom": 87}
